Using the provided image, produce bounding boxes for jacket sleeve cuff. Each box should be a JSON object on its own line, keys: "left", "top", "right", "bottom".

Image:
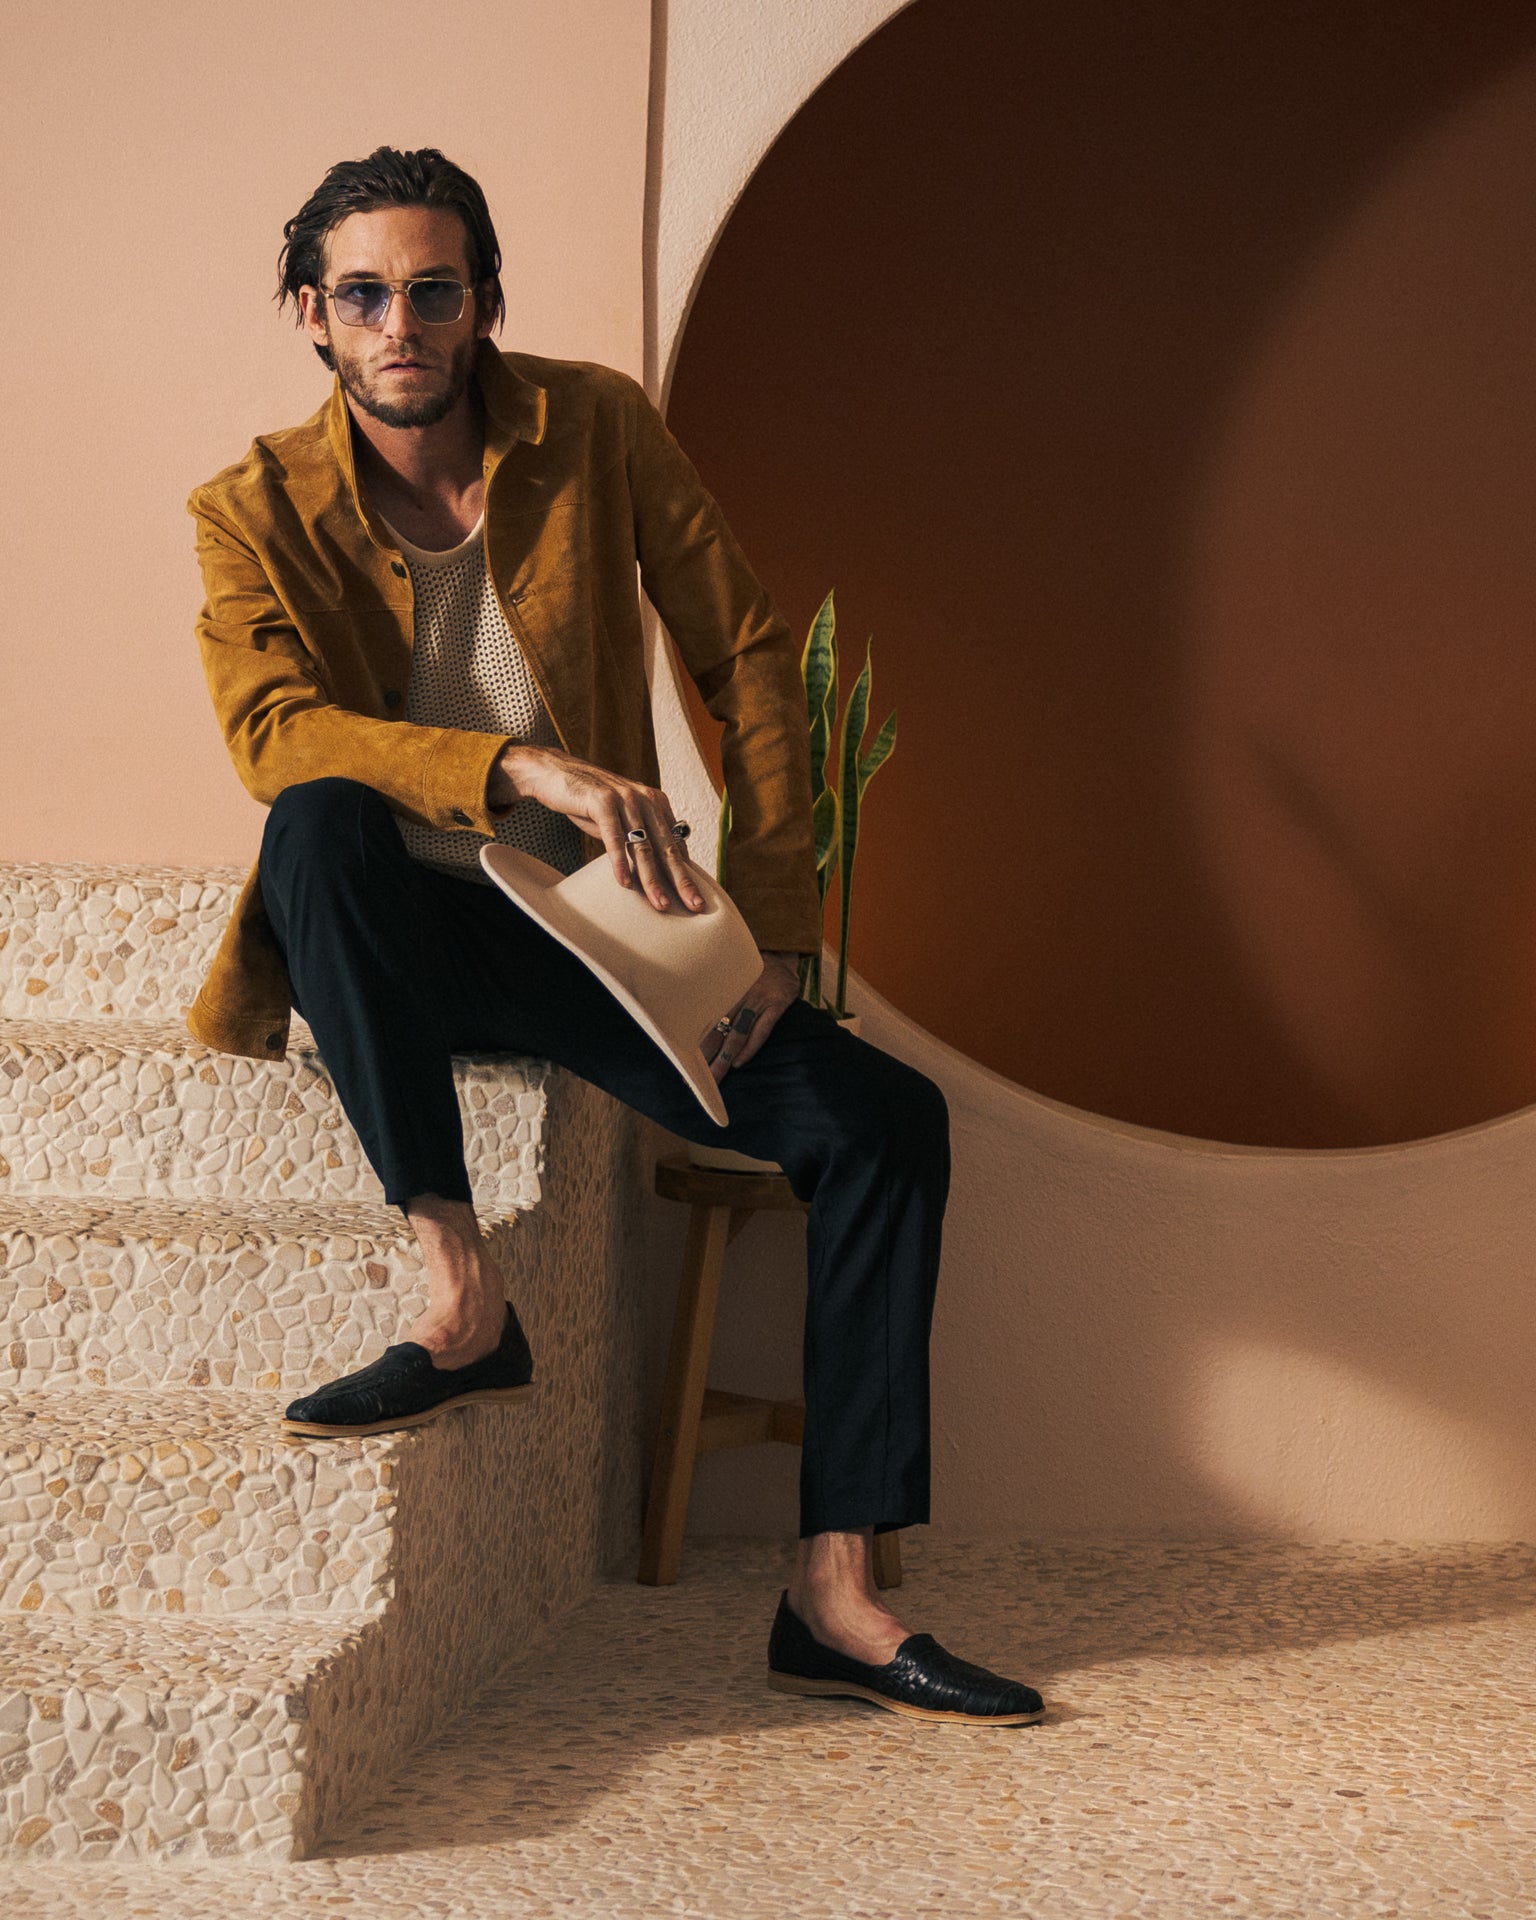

{"left": 421, "top": 728, "right": 516, "bottom": 834}
{"left": 724, "top": 883, "right": 824, "bottom": 954}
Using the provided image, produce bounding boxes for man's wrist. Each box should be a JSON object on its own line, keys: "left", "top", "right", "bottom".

{"left": 486, "top": 740, "right": 532, "bottom": 812}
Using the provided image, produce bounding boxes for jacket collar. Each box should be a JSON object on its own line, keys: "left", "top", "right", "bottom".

{"left": 324, "top": 339, "right": 548, "bottom": 548}
{"left": 475, "top": 338, "right": 549, "bottom": 450}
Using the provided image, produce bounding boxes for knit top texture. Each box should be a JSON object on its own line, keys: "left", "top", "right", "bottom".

{"left": 381, "top": 511, "right": 584, "bottom": 886}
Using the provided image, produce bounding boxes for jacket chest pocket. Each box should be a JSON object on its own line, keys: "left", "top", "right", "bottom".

{"left": 301, "top": 606, "right": 414, "bottom": 711}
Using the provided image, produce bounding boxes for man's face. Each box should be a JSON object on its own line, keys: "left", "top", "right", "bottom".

{"left": 298, "top": 205, "right": 494, "bottom": 429}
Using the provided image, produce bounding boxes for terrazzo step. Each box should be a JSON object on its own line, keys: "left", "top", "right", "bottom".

{"left": 0, "top": 1196, "right": 523, "bottom": 1392}
{"left": 0, "top": 1388, "right": 406, "bottom": 1619}
{"left": 0, "top": 863, "right": 244, "bottom": 1025}
{"left": 0, "top": 1611, "right": 376, "bottom": 1859}
{"left": 0, "top": 862, "right": 644, "bottom": 1865}
{"left": 0, "top": 1017, "right": 547, "bottom": 1209}
{"left": 0, "top": 1180, "right": 629, "bottom": 1863}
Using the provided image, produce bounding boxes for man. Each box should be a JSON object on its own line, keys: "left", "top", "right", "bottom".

{"left": 188, "top": 145, "right": 1042, "bottom": 1726}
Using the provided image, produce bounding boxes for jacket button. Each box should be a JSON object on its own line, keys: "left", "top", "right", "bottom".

{"left": 383, "top": 689, "right": 402, "bottom": 708}
{"left": 450, "top": 808, "right": 471, "bottom": 826}
{"left": 265, "top": 1032, "right": 283, "bottom": 1050}
{"left": 390, "top": 560, "right": 407, "bottom": 578}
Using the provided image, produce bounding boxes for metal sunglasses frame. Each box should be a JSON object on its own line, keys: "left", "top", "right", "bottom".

{"left": 318, "top": 276, "right": 473, "bottom": 328}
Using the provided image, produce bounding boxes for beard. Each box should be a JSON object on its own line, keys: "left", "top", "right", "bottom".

{"left": 330, "top": 327, "right": 480, "bottom": 430}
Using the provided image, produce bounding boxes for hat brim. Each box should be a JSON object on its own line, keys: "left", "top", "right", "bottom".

{"left": 479, "top": 844, "right": 749, "bottom": 1126}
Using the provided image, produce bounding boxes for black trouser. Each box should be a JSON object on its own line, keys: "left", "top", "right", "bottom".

{"left": 257, "top": 776, "right": 949, "bottom": 1538}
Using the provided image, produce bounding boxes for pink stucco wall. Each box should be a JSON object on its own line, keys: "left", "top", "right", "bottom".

{"left": 2, "top": 0, "right": 648, "bottom": 866}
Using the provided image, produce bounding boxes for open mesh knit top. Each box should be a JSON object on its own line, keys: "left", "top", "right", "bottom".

{"left": 380, "top": 510, "right": 584, "bottom": 887}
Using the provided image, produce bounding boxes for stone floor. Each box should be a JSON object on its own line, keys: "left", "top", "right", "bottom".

{"left": 9, "top": 1535, "right": 1536, "bottom": 1917}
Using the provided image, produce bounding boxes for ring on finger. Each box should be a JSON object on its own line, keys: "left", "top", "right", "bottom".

{"left": 626, "top": 827, "right": 649, "bottom": 846}
{"left": 670, "top": 821, "right": 691, "bottom": 841}
{"left": 713, "top": 1015, "right": 734, "bottom": 1035}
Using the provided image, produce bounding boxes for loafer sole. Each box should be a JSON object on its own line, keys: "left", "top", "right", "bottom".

{"left": 282, "top": 1381, "right": 538, "bottom": 1438}
{"left": 766, "top": 1668, "right": 1046, "bottom": 1725}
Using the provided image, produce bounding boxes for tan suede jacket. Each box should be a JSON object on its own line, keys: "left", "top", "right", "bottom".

{"left": 185, "top": 340, "right": 819, "bottom": 1061}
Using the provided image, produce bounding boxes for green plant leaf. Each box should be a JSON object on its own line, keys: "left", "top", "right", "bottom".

{"left": 833, "top": 646, "right": 874, "bottom": 1017}
{"left": 802, "top": 590, "right": 835, "bottom": 729}
{"left": 803, "top": 591, "right": 837, "bottom": 802}
{"left": 812, "top": 785, "right": 840, "bottom": 892}
{"left": 716, "top": 784, "right": 732, "bottom": 884}
{"left": 857, "top": 707, "right": 897, "bottom": 793}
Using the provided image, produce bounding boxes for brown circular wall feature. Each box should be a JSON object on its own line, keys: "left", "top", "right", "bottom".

{"left": 668, "top": 0, "right": 1536, "bottom": 1148}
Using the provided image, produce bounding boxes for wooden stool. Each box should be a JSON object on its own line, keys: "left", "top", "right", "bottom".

{"left": 639, "top": 1154, "right": 902, "bottom": 1591}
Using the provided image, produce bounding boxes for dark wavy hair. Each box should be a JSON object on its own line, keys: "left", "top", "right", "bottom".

{"left": 276, "top": 146, "right": 506, "bottom": 369}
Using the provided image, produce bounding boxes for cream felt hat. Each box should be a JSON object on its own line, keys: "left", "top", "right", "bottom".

{"left": 479, "top": 843, "right": 762, "bottom": 1126}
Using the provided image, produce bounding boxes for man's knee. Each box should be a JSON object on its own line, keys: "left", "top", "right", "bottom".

{"left": 834, "top": 1048, "right": 950, "bottom": 1171}
{"left": 261, "top": 777, "right": 389, "bottom": 867}
{"left": 889, "top": 1062, "right": 949, "bottom": 1162}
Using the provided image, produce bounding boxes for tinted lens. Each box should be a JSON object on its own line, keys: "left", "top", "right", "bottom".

{"left": 407, "top": 280, "right": 467, "bottom": 324}
{"left": 330, "top": 281, "right": 389, "bottom": 326}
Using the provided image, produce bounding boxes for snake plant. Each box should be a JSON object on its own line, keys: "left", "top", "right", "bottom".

{"left": 718, "top": 589, "right": 897, "bottom": 1018}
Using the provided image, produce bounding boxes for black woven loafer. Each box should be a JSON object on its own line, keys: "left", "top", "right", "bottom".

{"left": 282, "top": 1302, "right": 535, "bottom": 1437}
{"left": 766, "top": 1590, "right": 1045, "bottom": 1725}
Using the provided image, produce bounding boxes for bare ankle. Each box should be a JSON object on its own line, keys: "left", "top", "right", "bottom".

{"left": 787, "top": 1533, "right": 907, "bottom": 1663}
{"left": 789, "top": 1529, "right": 884, "bottom": 1615}
{"left": 405, "top": 1192, "right": 481, "bottom": 1249}
{"left": 402, "top": 1193, "right": 507, "bottom": 1346}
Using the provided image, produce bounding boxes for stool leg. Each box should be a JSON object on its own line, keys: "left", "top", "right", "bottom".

{"left": 639, "top": 1203, "right": 733, "bottom": 1585}
{"left": 872, "top": 1529, "right": 902, "bottom": 1591}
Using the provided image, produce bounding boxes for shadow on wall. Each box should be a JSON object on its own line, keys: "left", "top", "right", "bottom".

{"left": 662, "top": 1008, "right": 1536, "bottom": 1544}
{"left": 918, "top": 1055, "right": 1536, "bottom": 1540}
{"left": 668, "top": 0, "right": 1536, "bottom": 1149}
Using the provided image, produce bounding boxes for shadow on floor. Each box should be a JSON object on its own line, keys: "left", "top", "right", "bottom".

{"left": 317, "top": 1534, "right": 1536, "bottom": 1860}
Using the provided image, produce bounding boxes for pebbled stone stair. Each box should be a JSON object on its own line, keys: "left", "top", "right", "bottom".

{"left": 1, "top": 1197, "right": 443, "bottom": 1394}
{"left": 0, "top": 864, "right": 643, "bottom": 1860}
{"left": 0, "top": 1019, "right": 545, "bottom": 1208}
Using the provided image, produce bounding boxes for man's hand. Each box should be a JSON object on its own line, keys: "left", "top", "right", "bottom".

{"left": 702, "top": 950, "right": 804, "bottom": 1081}
{"left": 490, "top": 743, "right": 705, "bottom": 912}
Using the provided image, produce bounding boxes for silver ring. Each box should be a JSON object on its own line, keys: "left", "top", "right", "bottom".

{"left": 714, "top": 1016, "right": 734, "bottom": 1035}
{"left": 670, "top": 821, "right": 691, "bottom": 840}
{"left": 626, "top": 827, "right": 649, "bottom": 846}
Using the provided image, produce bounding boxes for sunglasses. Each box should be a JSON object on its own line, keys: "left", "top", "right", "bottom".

{"left": 321, "top": 276, "right": 472, "bottom": 328}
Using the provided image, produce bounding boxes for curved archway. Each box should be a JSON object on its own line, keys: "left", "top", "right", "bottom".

{"left": 648, "top": 0, "right": 1536, "bottom": 1545}
{"left": 665, "top": 0, "right": 1536, "bottom": 1149}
